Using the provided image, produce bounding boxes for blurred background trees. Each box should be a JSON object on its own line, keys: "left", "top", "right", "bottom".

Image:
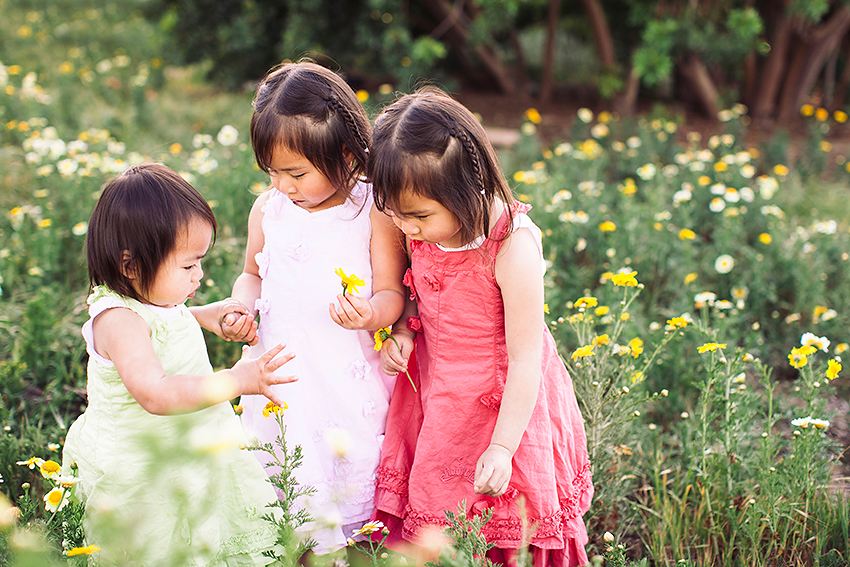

{"left": 143, "top": 0, "right": 850, "bottom": 121}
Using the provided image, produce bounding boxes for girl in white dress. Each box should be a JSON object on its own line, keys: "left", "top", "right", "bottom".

{"left": 222, "top": 61, "right": 407, "bottom": 553}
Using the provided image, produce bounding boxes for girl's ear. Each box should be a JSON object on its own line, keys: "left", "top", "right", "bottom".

{"left": 342, "top": 147, "right": 356, "bottom": 166}
{"left": 120, "top": 250, "right": 137, "bottom": 280}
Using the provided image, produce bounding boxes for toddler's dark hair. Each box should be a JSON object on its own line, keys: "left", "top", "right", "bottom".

{"left": 251, "top": 61, "right": 371, "bottom": 201}
{"left": 369, "top": 87, "right": 514, "bottom": 246}
{"left": 86, "top": 163, "right": 217, "bottom": 302}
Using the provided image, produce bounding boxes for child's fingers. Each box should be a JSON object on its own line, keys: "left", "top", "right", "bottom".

{"left": 473, "top": 462, "right": 494, "bottom": 494}
{"left": 336, "top": 295, "right": 368, "bottom": 321}
{"left": 260, "top": 341, "right": 288, "bottom": 362}
{"left": 328, "top": 303, "right": 347, "bottom": 326}
{"left": 267, "top": 351, "right": 296, "bottom": 372}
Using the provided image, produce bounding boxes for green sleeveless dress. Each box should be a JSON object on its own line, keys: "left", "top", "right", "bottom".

{"left": 63, "top": 286, "right": 280, "bottom": 566}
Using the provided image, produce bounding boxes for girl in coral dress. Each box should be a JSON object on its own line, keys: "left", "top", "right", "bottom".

{"left": 369, "top": 89, "right": 594, "bottom": 567}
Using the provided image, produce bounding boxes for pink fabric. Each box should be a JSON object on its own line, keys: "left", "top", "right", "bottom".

{"left": 374, "top": 203, "right": 593, "bottom": 566}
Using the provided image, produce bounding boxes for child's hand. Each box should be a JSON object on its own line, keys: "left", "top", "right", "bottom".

{"left": 232, "top": 342, "right": 296, "bottom": 407}
{"left": 380, "top": 330, "right": 414, "bottom": 376}
{"left": 221, "top": 311, "right": 259, "bottom": 345}
{"left": 473, "top": 444, "right": 513, "bottom": 497}
{"left": 329, "top": 294, "right": 376, "bottom": 330}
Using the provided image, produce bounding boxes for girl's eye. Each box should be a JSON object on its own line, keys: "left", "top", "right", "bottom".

{"left": 415, "top": 215, "right": 428, "bottom": 221}
{"left": 292, "top": 173, "right": 306, "bottom": 180}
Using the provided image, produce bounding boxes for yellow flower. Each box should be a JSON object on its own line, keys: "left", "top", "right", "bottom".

{"left": 335, "top": 268, "right": 365, "bottom": 294}
{"left": 543, "top": 303, "right": 549, "bottom": 314}
{"left": 524, "top": 108, "right": 542, "bottom": 124}
{"left": 815, "top": 107, "right": 829, "bottom": 121}
{"left": 594, "top": 334, "right": 610, "bottom": 346}
{"left": 44, "top": 487, "right": 67, "bottom": 512}
{"left": 352, "top": 520, "right": 385, "bottom": 536}
{"left": 684, "top": 272, "right": 698, "bottom": 285}
{"left": 678, "top": 228, "right": 696, "bottom": 240}
{"left": 571, "top": 344, "right": 594, "bottom": 361}
{"left": 16, "top": 457, "right": 44, "bottom": 469}
{"left": 698, "top": 175, "right": 711, "bottom": 186}
{"left": 788, "top": 349, "right": 808, "bottom": 369}
{"left": 666, "top": 316, "right": 689, "bottom": 329}
{"left": 836, "top": 343, "right": 849, "bottom": 354}
{"left": 800, "top": 104, "right": 815, "bottom": 117}
{"left": 599, "top": 221, "right": 616, "bottom": 232}
{"left": 758, "top": 233, "right": 772, "bottom": 244}
{"left": 39, "top": 460, "right": 61, "bottom": 479}
{"left": 813, "top": 305, "right": 828, "bottom": 320}
{"left": 58, "top": 61, "right": 74, "bottom": 75}
{"left": 262, "top": 400, "right": 287, "bottom": 417}
{"left": 169, "top": 142, "right": 182, "bottom": 155}
{"left": 620, "top": 312, "right": 631, "bottom": 321}
{"left": 356, "top": 90, "right": 369, "bottom": 103}
{"left": 66, "top": 545, "right": 101, "bottom": 557}
{"left": 628, "top": 338, "right": 643, "bottom": 357}
{"left": 594, "top": 305, "right": 609, "bottom": 316}
{"left": 232, "top": 404, "right": 244, "bottom": 415}
{"left": 574, "top": 296, "right": 598, "bottom": 309}
{"left": 773, "top": 164, "right": 789, "bottom": 176}
{"left": 714, "top": 161, "right": 728, "bottom": 172}
{"left": 826, "top": 359, "right": 841, "bottom": 380}
{"left": 796, "top": 344, "right": 817, "bottom": 356}
{"left": 630, "top": 370, "right": 645, "bottom": 384}
{"left": 611, "top": 271, "right": 638, "bottom": 287}
{"left": 820, "top": 140, "right": 833, "bottom": 152}
{"left": 38, "top": 218, "right": 52, "bottom": 228}
{"left": 373, "top": 328, "right": 417, "bottom": 392}
{"left": 698, "top": 342, "right": 727, "bottom": 353}
{"left": 374, "top": 328, "right": 391, "bottom": 351}
{"left": 834, "top": 110, "right": 848, "bottom": 123}
{"left": 598, "top": 111, "right": 613, "bottom": 124}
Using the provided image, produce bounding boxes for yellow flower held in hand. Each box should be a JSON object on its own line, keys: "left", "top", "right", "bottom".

{"left": 374, "top": 328, "right": 417, "bottom": 392}
{"left": 335, "top": 268, "right": 365, "bottom": 294}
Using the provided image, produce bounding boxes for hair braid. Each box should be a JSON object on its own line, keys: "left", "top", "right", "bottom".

{"left": 448, "top": 126, "right": 485, "bottom": 196}
{"left": 327, "top": 96, "right": 369, "bottom": 154}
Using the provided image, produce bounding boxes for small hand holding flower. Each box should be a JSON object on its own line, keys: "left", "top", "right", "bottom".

{"left": 473, "top": 443, "right": 513, "bottom": 497}
{"left": 231, "top": 342, "right": 297, "bottom": 408}
{"left": 329, "top": 293, "right": 377, "bottom": 330}
{"left": 375, "top": 327, "right": 417, "bottom": 392}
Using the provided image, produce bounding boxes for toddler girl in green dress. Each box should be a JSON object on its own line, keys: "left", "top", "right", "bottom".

{"left": 63, "top": 163, "right": 296, "bottom": 566}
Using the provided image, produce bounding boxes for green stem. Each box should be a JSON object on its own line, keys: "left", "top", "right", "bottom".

{"left": 389, "top": 336, "right": 417, "bottom": 392}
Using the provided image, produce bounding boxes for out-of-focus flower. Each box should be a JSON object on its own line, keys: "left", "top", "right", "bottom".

{"left": 698, "top": 342, "right": 727, "bottom": 353}
{"left": 571, "top": 345, "right": 594, "bottom": 361}
{"left": 628, "top": 338, "right": 644, "bottom": 357}
{"left": 66, "top": 545, "right": 101, "bottom": 557}
{"left": 678, "top": 228, "right": 696, "bottom": 240}
{"left": 575, "top": 297, "right": 598, "bottom": 309}
{"left": 826, "top": 359, "right": 841, "bottom": 380}
{"left": 612, "top": 271, "right": 638, "bottom": 287}
{"left": 801, "top": 332, "right": 830, "bottom": 352}
{"left": 524, "top": 108, "right": 541, "bottom": 124}
{"left": 714, "top": 254, "right": 735, "bottom": 274}
{"left": 216, "top": 125, "right": 239, "bottom": 146}
{"left": 684, "top": 273, "right": 698, "bottom": 285}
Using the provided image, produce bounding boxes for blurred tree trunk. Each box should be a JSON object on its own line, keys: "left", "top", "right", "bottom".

{"left": 419, "top": 0, "right": 516, "bottom": 93}
{"left": 578, "top": 0, "right": 634, "bottom": 113}
{"left": 832, "top": 35, "right": 850, "bottom": 108}
{"left": 678, "top": 53, "right": 721, "bottom": 118}
{"left": 540, "top": 0, "right": 560, "bottom": 102}
{"left": 777, "top": 6, "right": 850, "bottom": 120}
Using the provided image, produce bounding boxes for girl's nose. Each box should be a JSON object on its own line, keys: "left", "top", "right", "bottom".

{"left": 394, "top": 217, "right": 417, "bottom": 235}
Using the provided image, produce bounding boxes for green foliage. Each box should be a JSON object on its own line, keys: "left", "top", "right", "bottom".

{"left": 425, "top": 502, "right": 495, "bottom": 567}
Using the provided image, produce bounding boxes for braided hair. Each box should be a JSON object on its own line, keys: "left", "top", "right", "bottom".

{"left": 251, "top": 60, "right": 371, "bottom": 202}
{"left": 369, "top": 87, "right": 514, "bottom": 247}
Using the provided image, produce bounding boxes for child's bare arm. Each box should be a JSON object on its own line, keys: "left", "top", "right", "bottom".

{"left": 219, "top": 191, "right": 270, "bottom": 344}
{"left": 330, "top": 203, "right": 407, "bottom": 330}
{"left": 93, "top": 306, "right": 295, "bottom": 415}
{"left": 474, "top": 228, "right": 544, "bottom": 497}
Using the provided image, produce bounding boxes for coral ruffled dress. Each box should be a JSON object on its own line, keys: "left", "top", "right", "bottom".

{"left": 374, "top": 203, "right": 593, "bottom": 567}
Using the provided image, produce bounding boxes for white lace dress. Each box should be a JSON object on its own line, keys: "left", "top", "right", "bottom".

{"left": 239, "top": 182, "right": 393, "bottom": 553}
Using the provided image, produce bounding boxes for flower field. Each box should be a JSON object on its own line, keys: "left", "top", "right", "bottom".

{"left": 1, "top": 0, "right": 849, "bottom": 565}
